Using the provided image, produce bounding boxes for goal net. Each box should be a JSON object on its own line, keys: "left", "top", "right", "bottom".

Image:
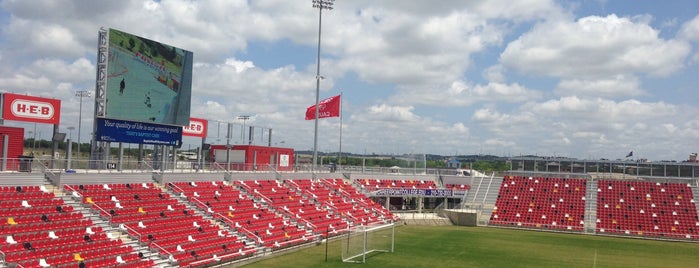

{"left": 341, "top": 222, "right": 395, "bottom": 263}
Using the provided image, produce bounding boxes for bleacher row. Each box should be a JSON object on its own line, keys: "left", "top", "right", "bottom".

{"left": 7, "top": 174, "right": 695, "bottom": 266}
{"left": 490, "top": 175, "right": 699, "bottom": 240}
{"left": 1, "top": 178, "right": 402, "bottom": 268}
{"left": 0, "top": 185, "right": 153, "bottom": 268}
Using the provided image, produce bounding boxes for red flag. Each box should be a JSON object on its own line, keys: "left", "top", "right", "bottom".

{"left": 305, "top": 95, "right": 340, "bottom": 120}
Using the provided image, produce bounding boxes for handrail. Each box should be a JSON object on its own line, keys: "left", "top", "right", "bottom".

{"left": 481, "top": 172, "right": 496, "bottom": 205}
{"left": 238, "top": 225, "right": 262, "bottom": 244}
{"left": 149, "top": 241, "right": 173, "bottom": 260}
{"left": 213, "top": 161, "right": 225, "bottom": 171}
{"left": 213, "top": 162, "right": 233, "bottom": 177}
{"left": 286, "top": 179, "right": 300, "bottom": 189}
{"left": 64, "top": 184, "right": 81, "bottom": 200}
{"left": 304, "top": 189, "right": 318, "bottom": 200}
{"left": 255, "top": 192, "right": 273, "bottom": 204}
{"left": 140, "top": 160, "right": 156, "bottom": 173}
{"left": 215, "top": 212, "right": 236, "bottom": 226}
{"left": 120, "top": 223, "right": 143, "bottom": 242}
{"left": 188, "top": 247, "right": 257, "bottom": 266}
{"left": 237, "top": 181, "right": 252, "bottom": 192}
{"left": 167, "top": 182, "right": 185, "bottom": 194}
{"left": 471, "top": 174, "right": 486, "bottom": 203}
{"left": 272, "top": 233, "right": 320, "bottom": 249}
{"left": 91, "top": 202, "right": 113, "bottom": 224}
{"left": 190, "top": 196, "right": 210, "bottom": 212}
{"left": 214, "top": 211, "right": 262, "bottom": 243}
{"left": 299, "top": 218, "right": 317, "bottom": 229}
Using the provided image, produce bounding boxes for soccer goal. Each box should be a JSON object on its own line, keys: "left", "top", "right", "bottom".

{"left": 341, "top": 222, "right": 395, "bottom": 263}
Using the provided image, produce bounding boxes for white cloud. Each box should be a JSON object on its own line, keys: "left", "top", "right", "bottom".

{"left": 531, "top": 96, "right": 676, "bottom": 121}
{"left": 678, "top": 14, "right": 699, "bottom": 42}
{"left": 501, "top": 14, "right": 692, "bottom": 78}
{"left": 0, "top": 0, "right": 696, "bottom": 160}
{"left": 483, "top": 65, "right": 506, "bottom": 83}
{"left": 193, "top": 58, "right": 314, "bottom": 115}
{"left": 469, "top": 97, "right": 694, "bottom": 159}
{"left": 363, "top": 104, "right": 419, "bottom": 123}
{"left": 555, "top": 75, "right": 644, "bottom": 98}
{"left": 485, "top": 138, "right": 515, "bottom": 147}
{"left": 0, "top": 58, "right": 93, "bottom": 97}
{"left": 329, "top": 0, "right": 563, "bottom": 85}
{"left": 390, "top": 80, "right": 541, "bottom": 107}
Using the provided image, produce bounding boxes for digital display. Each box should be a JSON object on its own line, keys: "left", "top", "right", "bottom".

{"left": 104, "top": 28, "right": 192, "bottom": 126}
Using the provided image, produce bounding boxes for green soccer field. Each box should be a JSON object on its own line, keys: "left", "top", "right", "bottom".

{"left": 240, "top": 225, "right": 699, "bottom": 268}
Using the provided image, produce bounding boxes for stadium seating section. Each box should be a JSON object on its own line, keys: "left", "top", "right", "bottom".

{"left": 0, "top": 178, "right": 401, "bottom": 267}
{"left": 1, "top": 185, "right": 153, "bottom": 268}
{"left": 490, "top": 176, "right": 587, "bottom": 231}
{"left": 596, "top": 180, "right": 699, "bottom": 239}
{"left": 12, "top": 173, "right": 699, "bottom": 267}
{"left": 66, "top": 182, "right": 254, "bottom": 267}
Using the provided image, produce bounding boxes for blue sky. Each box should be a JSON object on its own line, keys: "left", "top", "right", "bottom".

{"left": 0, "top": 0, "right": 698, "bottom": 161}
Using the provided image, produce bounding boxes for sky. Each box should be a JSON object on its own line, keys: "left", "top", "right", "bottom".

{"left": 0, "top": 0, "right": 698, "bottom": 161}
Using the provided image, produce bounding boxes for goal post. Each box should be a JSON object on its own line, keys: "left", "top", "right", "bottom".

{"left": 341, "top": 222, "right": 395, "bottom": 263}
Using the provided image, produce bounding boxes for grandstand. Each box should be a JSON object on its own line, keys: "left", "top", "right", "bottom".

{"left": 0, "top": 172, "right": 400, "bottom": 267}
{"left": 2, "top": 163, "right": 699, "bottom": 267}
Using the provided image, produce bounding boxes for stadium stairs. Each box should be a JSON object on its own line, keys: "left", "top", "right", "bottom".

{"left": 584, "top": 179, "right": 598, "bottom": 232}
{"left": 463, "top": 175, "right": 502, "bottom": 225}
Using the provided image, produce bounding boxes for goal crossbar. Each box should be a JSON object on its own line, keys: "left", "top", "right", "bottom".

{"left": 342, "top": 222, "right": 395, "bottom": 263}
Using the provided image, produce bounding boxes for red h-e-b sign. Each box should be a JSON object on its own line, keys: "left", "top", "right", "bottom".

{"left": 2, "top": 93, "right": 61, "bottom": 124}
{"left": 182, "top": 117, "right": 208, "bottom": 138}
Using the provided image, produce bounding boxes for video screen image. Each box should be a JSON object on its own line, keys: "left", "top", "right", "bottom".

{"left": 105, "top": 28, "right": 192, "bottom": 126}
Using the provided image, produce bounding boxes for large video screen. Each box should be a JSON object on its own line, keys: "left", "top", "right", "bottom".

{"left": 104, "top": 28, "right": 192, "bottom": 126}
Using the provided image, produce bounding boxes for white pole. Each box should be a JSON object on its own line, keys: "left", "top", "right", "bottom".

{"left": 75, "top": 90, "right": 91, "bottom": 164}
{"left": 391, "top": 222, "right": 395, "bottom": 252}
{"left": 338, "top": 90, "right": 343, "bottom": 170}
{"left": 312, "top": 0, "right": 334, "bottom": 172}
{"left": 362, "top": 225, "right": 367, "bottom": 263}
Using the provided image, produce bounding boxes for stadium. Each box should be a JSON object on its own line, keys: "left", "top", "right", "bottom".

{"left": 2, "top": 3, "right": 699, "bottom": 268}
{"left": 2, "top": 154, "right": 699, "bottom": 267}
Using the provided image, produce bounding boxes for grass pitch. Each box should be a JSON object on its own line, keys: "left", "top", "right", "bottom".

{"left": 241, "top": 225, "right": 699, "bottom": 268}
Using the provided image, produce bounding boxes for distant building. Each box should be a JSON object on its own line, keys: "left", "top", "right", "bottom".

{"left": 447, "top": 158, "right": 461, "bottom": 169}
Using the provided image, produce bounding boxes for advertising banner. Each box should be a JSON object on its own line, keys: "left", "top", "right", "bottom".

{"left": 95, "top": 118, "right": 182, "bottom": 146}
{"left": 182, "top": 117, "right": 207, "bottom": 137}
{"left": 2, "top": 93, "right": 61, "bottom": 124}
{"left": 373, "top": 188, "right": 466, "bottom": 197}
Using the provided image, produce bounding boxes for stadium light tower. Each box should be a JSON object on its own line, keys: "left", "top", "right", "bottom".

{"left": 237, "top": 115, "right": 253, "bottom": 144}
{"left": 311, "top": 0, "right": 334, "bottom": 171}
{"left": 75, "top": 90, "right": 92, "bottom": 161}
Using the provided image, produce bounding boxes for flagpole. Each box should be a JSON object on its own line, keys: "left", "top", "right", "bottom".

{"left": 337, "top": 90, "right": 343, "bottom": 171}
{"left": 311, "top": 0, "right": 334, "bottom": 172}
